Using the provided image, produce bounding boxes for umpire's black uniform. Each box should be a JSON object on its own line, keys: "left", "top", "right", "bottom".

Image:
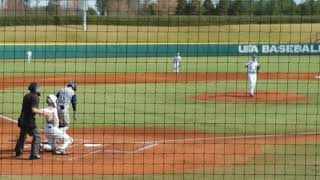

{"left": 15, "top": 83, "right": 42, "bottom": 160}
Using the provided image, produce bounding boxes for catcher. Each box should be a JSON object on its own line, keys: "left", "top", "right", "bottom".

{"left": 41, "top": 94, "right": 73, "bottom": 155}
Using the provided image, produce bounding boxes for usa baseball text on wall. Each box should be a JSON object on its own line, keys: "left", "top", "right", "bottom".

{"left": 239, "top": 44, "right": 320, "bottom": 54}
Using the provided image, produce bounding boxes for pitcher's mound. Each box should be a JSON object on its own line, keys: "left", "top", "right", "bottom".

{"left": 193, "top": 91, "right": 309, "bottom": 103}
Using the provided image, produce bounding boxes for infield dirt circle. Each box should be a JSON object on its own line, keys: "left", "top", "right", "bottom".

{"left": 0, "top": 72, "right": 319, "bottom": 176}
{"left": 193, "top": 91, "right": 309, "bottom": 103}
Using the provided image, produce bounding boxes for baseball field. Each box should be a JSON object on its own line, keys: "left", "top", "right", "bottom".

{"left": 0, "top": 24, "right": 320, "bottom": 180}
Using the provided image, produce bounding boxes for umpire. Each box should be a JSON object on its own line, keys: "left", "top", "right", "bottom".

{"left": 15, "top": 82, "right": 46, "bottom": 160}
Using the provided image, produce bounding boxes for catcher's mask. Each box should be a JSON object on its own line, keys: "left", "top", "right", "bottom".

{"left": 46, "top": 94, "right": 57, "bottom": 108}
{"left": 28, "top": 82, "right": 40, "bottom": 93}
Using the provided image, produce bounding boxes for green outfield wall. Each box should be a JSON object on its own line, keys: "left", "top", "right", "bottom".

{"left": 1, "top": 44, "right": 320, "bottom": 59}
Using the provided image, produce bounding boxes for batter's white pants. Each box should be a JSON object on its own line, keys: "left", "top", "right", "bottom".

{"left": 248, "top": 73, "right": 257, "bottom": 95}
{"left": 173, "top": 62, "right": 180, "bottom": 73}
{"left": 43, "top": 125, "right": 73, "bottom": 151}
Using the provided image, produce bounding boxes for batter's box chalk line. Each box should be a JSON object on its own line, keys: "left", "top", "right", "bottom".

{"left": 83, "top": 143, "right": 104, "bottom": 147}
{"left": 68, "top": 141, "right": 159, "bottom": 161}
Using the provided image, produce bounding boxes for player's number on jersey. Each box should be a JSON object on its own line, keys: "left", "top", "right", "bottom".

{"left": 60, "top": 92, "right": 68, "bottom": 102}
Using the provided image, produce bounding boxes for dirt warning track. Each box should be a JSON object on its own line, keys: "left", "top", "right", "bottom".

{"left": 0, "top": 73, "right": 319, "bottom": 90}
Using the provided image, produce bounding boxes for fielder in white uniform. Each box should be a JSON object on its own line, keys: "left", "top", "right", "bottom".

{"left": 56, "top": 82, "right": 77, "bottom": 133}
{"left": 26, "top": 50, "right": 32, "bottom": 63}
{"left": 245, "top": 53, "right": 260, "bottom": 97}
{"left": 41, "top": 95, "right": 73, "bottom": 155}
{"left": 173, "top": 53, "right": 182, "bottom": 73}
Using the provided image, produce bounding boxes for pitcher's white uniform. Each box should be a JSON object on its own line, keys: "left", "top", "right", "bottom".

{"left": 245, "top": 56, "right": 260, "bottom": 96}
{"left": 41, "top": 96, "right": 73, "bottom": 153}
{"left": 173, "top": 53, "right": 182, "bottom": 73}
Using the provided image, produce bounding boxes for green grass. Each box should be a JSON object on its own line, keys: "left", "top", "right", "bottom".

{"left": 220, "top": 144, "right": 320, "bottom": 180}
{"left": 0, "top": 55, "right": 319, "bottom": 76}
{"left": 0, "top": 24, "right": 320, "bottom": 44}
{"left": 1, "top": 80, "right": 319, "bottom": 134}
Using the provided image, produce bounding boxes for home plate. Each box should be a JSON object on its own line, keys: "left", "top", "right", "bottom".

{"left": 84, "top": 144, "right": 103, "bottom": 147}
{"left": 315, "top": 75, "right": 320, "bottom": 79}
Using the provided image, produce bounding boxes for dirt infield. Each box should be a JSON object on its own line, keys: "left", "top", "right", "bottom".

{"left": 193, "top": 91, "right": 309, "bottom": 103}
{"left": 0, "top": 72, "right": 319, "bottom": 89}
{"left": 0, "top": 72, "right": 319, "bottom": 176}
{"left": 1, "top": 118, "right": 320, "bottom": 175}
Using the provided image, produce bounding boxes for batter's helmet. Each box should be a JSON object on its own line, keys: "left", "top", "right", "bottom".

{"left": 28, "top": 82, "right": 40, "bottom": 92}
{"left": 252, "top": 52, "right": 257, "bottom": 58}
{"left": 46, "top": 94, "right": 57, "bottom": 107}
{"left": 67, "top": 81, "right": 77, "bottom": 91}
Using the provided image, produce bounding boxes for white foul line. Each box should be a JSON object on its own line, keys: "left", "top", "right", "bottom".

{"left": 102, "top": 142, "right": 159, "bottom": 154}
{"left": 101, "top": 131, "right": 320, "bottom": 146}
{"left": 69, "top": 142, "right": 160, "bottom": 161}
{"left": 141, "top": 131, "right": 320, "bottom": 145}
{"left": 134, "top": 143, "right": 159, "bottom": 153}
{"left": 0, "top": 114, "right": 45, "bottom": 132}
{"left": 0, "top": 114, "right": 18, "bottom": 123}
{"left": 69, "top": 147, "right": 105, "bottom": 161}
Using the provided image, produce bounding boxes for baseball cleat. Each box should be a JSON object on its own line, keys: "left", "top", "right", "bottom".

{"left": 41, "top": 144, "right": 55, "bottom": 152}
{"left": 29, "top": 154, "right": 41, "bottom": 160}
{"left": 54, "top": 150, "right": 68, "bottom": 155}
{"left": 15, "top": 154, "right": 23, "bottom": 159}
{"left": 39, "top": 143, "right": 44, "bottom": 153}
{"left": 69, "top": 138, "right": 74, "bottom": 145}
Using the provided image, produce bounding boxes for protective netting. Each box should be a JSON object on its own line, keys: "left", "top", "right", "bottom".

{"left": 0, "top": 0, "right": 320, "bottom": 179}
